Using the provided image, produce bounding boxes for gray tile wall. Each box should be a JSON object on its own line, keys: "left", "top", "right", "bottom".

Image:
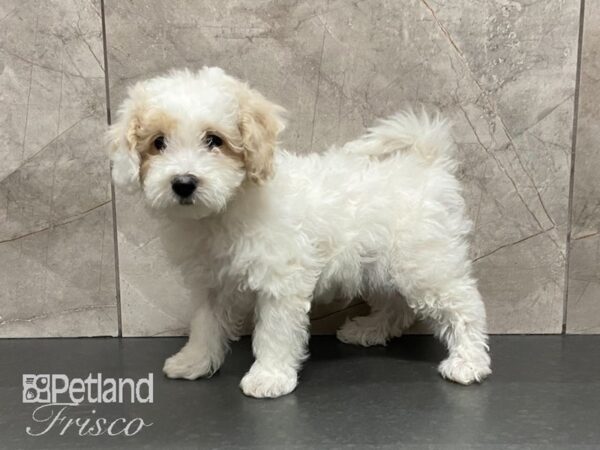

{"left": 0, "top": 0, "right": 595, "bottom": 337}
{"left": 0, "top": 0, "right": 117, "bottom": 336}
{"left": 567, "top": 0, "right": 600, "bottom": 334}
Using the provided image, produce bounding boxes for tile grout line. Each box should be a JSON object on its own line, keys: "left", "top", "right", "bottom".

{"left": 562, "top": 0, "right": 586, "bottom": 335}
{"left": 100, "top": 0, "right": 123, "bottom": 338}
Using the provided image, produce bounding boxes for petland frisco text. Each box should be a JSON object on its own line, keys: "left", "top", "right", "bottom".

{"left": 23, "top": 373, "right": 154, "bottom": 437}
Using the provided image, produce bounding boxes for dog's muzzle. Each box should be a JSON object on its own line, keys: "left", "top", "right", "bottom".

{"left": 171, "top": 175, "right": 198, "bottom": 203}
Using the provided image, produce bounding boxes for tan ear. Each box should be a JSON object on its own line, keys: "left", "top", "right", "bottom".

{"left": 237, "top": 85, "right": 286, "bottom": 184}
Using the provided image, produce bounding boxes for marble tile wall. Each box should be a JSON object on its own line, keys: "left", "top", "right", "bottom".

{"left": 0, "top": 0, "right": 118, "bottom": 336}
{"left": 1, "top": 0, "right": 594, "bottom": 337}
{"left": 566, "top": 0, "right": 600, "bottom": 334}
{"left": 105, "top": 0, "right": 580, "bottom": 336}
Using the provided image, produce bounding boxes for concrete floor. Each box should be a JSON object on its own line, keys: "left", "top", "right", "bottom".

{"left": 1, "top": 336, "right": 599, "bottom": 449}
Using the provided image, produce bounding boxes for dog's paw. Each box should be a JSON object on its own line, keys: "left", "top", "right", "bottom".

{"left": 163, "top": 349, "right": 216, "bottom": 380}
{"left": 240, "top": 364, "right": 297, "bottom": 398}
{"left": 438, "top": 354, "right": 491, "bottom": 385}
{"left": 336, "top": 317, "right": 390, "bottom": 347}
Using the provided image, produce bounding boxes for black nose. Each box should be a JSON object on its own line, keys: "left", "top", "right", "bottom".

{"left": 171, "top": 175, "right": 198, "bottom": 198}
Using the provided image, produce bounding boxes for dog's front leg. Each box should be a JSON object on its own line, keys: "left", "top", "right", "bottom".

{"left": 163, "top": 299, "right": 229, "bottom": 380}
{"left": 240, "top": 292, "right": 311, "bottom": 398}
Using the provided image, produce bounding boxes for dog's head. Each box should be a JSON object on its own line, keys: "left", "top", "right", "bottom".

{"left": 107, "top": 67, "right": 285, "bottom": 218}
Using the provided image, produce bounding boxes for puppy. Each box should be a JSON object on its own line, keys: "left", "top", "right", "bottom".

{"left": 108, "top": 67, "right": 491, "bottom": 398}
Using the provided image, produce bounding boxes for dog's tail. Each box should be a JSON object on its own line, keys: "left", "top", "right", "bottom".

{"left": 342, "top": 109, "right": 454, "bottom": 164}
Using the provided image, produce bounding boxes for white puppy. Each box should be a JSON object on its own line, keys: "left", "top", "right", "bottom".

{"left": 108, "top": 67, "right": 491, "bottom": 398}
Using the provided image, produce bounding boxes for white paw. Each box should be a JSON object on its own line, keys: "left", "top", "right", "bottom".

{"left": 240, "top": 364, "right": 298, "bottom": 398}
{"left": 438, "top": 354, "right": 491, "bottom": 385}
{"left": 163, "top": 348, "right": 217, "bottom": 380}
{"left": 336, "top": 317, "right": 390, "bottom": 347}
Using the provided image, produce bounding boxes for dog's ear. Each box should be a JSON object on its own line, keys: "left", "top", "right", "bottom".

{"left": 237, "top": 85, "right": 286, "bottom": 184}
{"left": 106, "top": 88, "right": 144, "bottom": 192}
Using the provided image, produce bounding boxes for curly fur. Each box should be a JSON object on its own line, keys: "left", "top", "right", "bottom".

{"left": 108, "top": 67, "right": 491, "bottom": 398}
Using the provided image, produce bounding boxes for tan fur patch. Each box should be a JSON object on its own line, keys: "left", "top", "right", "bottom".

{"left": 131, "top": 111, "right": 178, "bottom": 182}
{"left": 202, "top": 126, "right": 245, "bottom": 166}
{"left": 236, "top": 86, "right": 286, "bottom": 183}
{"left": 129, "top": 112, "right": 248, "bottom": 182}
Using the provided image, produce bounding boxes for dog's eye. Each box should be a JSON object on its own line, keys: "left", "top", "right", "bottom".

{"left": 153, "top": 135, "right": 166, "bottom": 151}
{"left": 205, "top": 134, "right": 222, "bottom": 149}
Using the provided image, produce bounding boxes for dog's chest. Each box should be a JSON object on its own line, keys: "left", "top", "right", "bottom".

{"left": 196, "top": 229, "right": 266, "bottom": 290}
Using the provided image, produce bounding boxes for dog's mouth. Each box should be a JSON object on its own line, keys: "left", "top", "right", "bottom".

{"left": 178, "top": 198, "right": 194, "bottom": 206}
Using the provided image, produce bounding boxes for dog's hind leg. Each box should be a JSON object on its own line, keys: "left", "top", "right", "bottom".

{"left": 401, "top": 278, "right": 491, "bottom": 385}
{"left": 336, "top": 293, "right": 416, "bottom": 347}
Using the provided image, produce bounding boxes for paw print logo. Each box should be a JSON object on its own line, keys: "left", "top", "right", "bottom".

{"left": 22, "top": 375, "right": 51, "bottom": 403}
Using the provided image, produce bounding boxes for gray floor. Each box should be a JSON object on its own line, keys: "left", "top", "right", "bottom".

{"left": 1, "top": 336, "right": 599, "bottom": 449}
